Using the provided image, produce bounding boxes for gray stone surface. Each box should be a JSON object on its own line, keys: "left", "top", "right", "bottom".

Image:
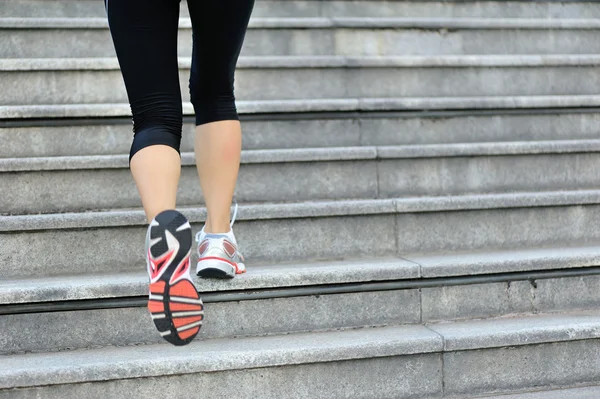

{"left": 479, "top": 386, "right": 600, "bottom": 399}
{"left": 0, "top": 324, "right": 442, "bottom": 388}
{"left": 413, "top": 246, "right": 600, "bottom": 278}
{"left": 0, "top": 354, "right": 442, "bottom": 399}
{"left": 378, "top": 152, "right": 600, "bottom": 198}
{"left": 4, "top": 56, "right": 600, "bottom": 105}
{"left": 0, "top": 257, "right": 419, "bottom": 304}
{"left": 3, "top": 0, "right": 600, "bottom": 19}
{"left": 0, "top": 214, "right": 397, "bottom": 278}
{"left": 396, "top": 202, "right": 600, "bottom": 254}
{"left": 428, "top": 311, "right": 600, "bottom": 351}
{"left": 4, "top": 142, "right": 600, "bottom": 214}
{"left": 5, "top": 20, "right": 600, "bottom": 58}
{"left": 533, "top": 275, "right": 600, "bottom": 314}
{"left": 4, "top": 95, "right": 600, "bottom": 119}
{"left": 421, "top": 281, "right": 533, "bottom": 322}
{"left": 2, "top": 193, "right": 600, "bottom": 277}
{"left": 0, "top": 289, "right": 420, "bottom": 354}
{"left": 443, "top": 339, "right": 600, "bottom": 397}
{"left": 2, "top": 111, "right": 600, "bottom": 158}
{"left": 0, "top": 158, "right": 380, "bottom": 214}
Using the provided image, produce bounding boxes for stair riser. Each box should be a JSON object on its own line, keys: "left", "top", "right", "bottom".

{"left": 3, "top": 275, "right": 599, "bottom": 354}
{"left": 3, "top": 0, "right": 600, "bottom": 18}
{"left": 445, "top": 340, "right": 600, "bottom": 397}
{"left": 3, "top": 204, "right": 600, "bottom": 279}
{"left": 0, "top": 160, "right": 378, "bottom": 214}
{"left": 2, "top": 112, "right": 599, "bottom": 158}
{"left": 4, "top": 28, "right": 599, "bottom": 58}
{"left": 3, "top": 153, "right": 600, "bottom": 214}
{"left": 0, "top": 355, "right": 442, "bottom": 399}
{"left": 0, "top": 289, "right": 420, "bottom": 354}
{"left": 422, "top": 275, "right": 600, "bottom": 322}
{"left": 2, "top": 65, "right": 598, "bottom": 105}
{"left": 2, "top": 340, "right": 599, "bottom": 399}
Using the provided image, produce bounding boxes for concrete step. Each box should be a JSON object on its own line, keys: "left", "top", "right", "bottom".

{"left": 3, "top": 55, "right": 600, "bottom": 105}
{"left": 4, "top": 18, "right": 600, "bottom": 58}
{"left": 4, "top": 94, "right": 600, "bottom": 120}
{"left": 2, "top": 0, "right": 600, "bottom": 19}
{"left": 2, "top": 140, "right": 599, "bottom": 214}
{"left": 2, "top": 191, "right": 600, "bottom": 279}
{"left": 478, "top": 386, "right": 600, "bottom": 399}
{"left": 1, "top": 312, "right": 600, "bottom": 398}
{"left": 2, "top": 107, "right": 600, "bottom": 158}
{"left": 2, "top": 246, "right": 599, "bottom": 354}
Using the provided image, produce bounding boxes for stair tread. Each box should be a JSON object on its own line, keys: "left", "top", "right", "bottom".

{"left": 2, "top": 311, "right": 599, "bottom": 389}
{"left": 4, "top": 16, "right": 600, "bottom": 29}
{"left": 479, "top": 385, "right": 600, "bottom": 398}
{"left": 3, "top": 95, "right": 600, "bottom": 119}
{"left": 2, "top": 244, "right": 598, "bottom": 304}
{"left": 1, "top": 139, "right": 599, "bottom": 171}
{"left": 2, "top": 190, "right": 599, "bottom": 231}
{"left": 4, "top": 54, "right": 600, "bottom": 71}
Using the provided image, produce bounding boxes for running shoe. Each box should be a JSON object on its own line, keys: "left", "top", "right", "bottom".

{"left": 146, "top": 210, "right": 203, "bottom": 346}
{"left": 196, "top": 203, "right": 246, "bottom": 279}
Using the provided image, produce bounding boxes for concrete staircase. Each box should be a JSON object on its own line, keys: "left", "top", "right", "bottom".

{"left": 1, "top": 0, "right": 600, "bottom": 397}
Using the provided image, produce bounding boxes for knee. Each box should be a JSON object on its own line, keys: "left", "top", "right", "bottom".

{"left": 189, "top": 74, "right": 239, "bottom": 126}
{"left": 129, "top": 97, "right": 183, "bottom": 160}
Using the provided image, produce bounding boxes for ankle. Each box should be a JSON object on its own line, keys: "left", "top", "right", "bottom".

{"left": 203, "top": 223, "right": 231, "bottom": 235}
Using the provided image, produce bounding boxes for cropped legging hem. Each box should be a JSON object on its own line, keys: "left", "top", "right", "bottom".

{"left": 105, "top": 0, "right": 254, "bottom": 161}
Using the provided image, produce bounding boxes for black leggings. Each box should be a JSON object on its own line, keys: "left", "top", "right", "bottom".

{"left": 105, "top": 0, "right": 254, "bottom": 160}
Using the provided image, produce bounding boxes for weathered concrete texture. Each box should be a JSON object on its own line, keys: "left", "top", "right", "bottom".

{"left": 0, "top": 258, "right": 419, "bottom": 304}
{"left": 0, "top": 214, "right": 397, "bottom": 278}
{"left": 5, "top": 95, "right": 600, "bottom": 120}
{"left": 0, "top": 354, "right": 442, "bottom": 399}
{"left": 0, "top": 324, "right": 442, "bottom": 388}
{"left": 429, "top": 312, "right": 600, "bottom": 352}
{"left": 479, "top": 385, "right": 600, "bottom": 399}
{"left": 533, "top": 275, "right": 600, "bottom": 313}
{"left": 360, "top": 112, "right": 600, "bottom": 147}
{"left": 421, "top": 281, "right": 533, "bottom": 322}
{"left": 5, "top": 26, "right": 600, "bottom": 58}
{"left": 396, "top": 204, "right": 600, "bottom": 254}
{"left": 378, "top": 153, "right": 600, "bottom": 198}
{"left": 0, "top": 272, "right": 146, "bottom": 304}
{"left": 2, "top": 111, "right": 600, "bottom": 158}
{"left": 3, "top": 0, "right": 600, "bottom": 18}
{"left": 3, "top": 196, "right": 600, "bottom": 278}
{"left": 421, "top": 273, "right": 600, "bottom": 322}
{"left": 0, "top": 158, "right": 379, "bottom": 214}
{"left": 413, "top": 246, "right": 600, "bottom": 278}
{"left": 4, "top": 145, "right": 600, "bottom": 214}
{"left": 4, "top": 59, "right": 600, "bottom": 105}
{"left": 443, "top": 339, "right": 600, "bottom": 397}
{"left": 0, "top": 289, "right": 420, "bottom": 354}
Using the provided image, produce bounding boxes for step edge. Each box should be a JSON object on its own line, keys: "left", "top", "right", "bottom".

{"left": 4, "top": 54, "right": 600, "bottom": 71}
{"left": 2, "top": 312, "right": 599, "bottom": 390}
{"left": 4, "top": 16, "right": 600, "bottom": 29}
{"left": 2, "top": 140, "right": 599, "bottom": 171}
{"left": 1, "top": 245, "right": 599, "bottom": 305}
{"left": 2, "top": 191, "right": 600, "bottom": 231}
{"left": 3, "top": 95, "right": 600, "bottom": 119}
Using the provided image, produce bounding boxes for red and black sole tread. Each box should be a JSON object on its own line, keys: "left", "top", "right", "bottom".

{"left": 147, "top": 210, "right": 203, "bottom": 346}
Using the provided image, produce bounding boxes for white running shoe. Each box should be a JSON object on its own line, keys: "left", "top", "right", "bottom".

{"left": 196, "top": 202, "right": 246, "bottom": 279}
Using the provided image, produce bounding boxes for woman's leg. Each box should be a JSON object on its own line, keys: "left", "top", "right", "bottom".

{"left": 107, "top": 0, "right": 203, "bottom": 346}
{"left": 188, "top": 0, "right": 255, "bottom": 234}
{"left": 106, "top": 0, "right": 183, "bottom": 222}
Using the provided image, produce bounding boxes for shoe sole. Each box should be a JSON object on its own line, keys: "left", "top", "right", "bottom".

{"left": 197, "top": 258, "right": 236, "bottom": 279}
{"left": 147, "top": 210, "right": 203, "bottom": 346}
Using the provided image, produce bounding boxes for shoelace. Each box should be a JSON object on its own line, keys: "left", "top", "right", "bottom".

{"left": 195, "top": 200, "right": 238, "bottom": 243}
